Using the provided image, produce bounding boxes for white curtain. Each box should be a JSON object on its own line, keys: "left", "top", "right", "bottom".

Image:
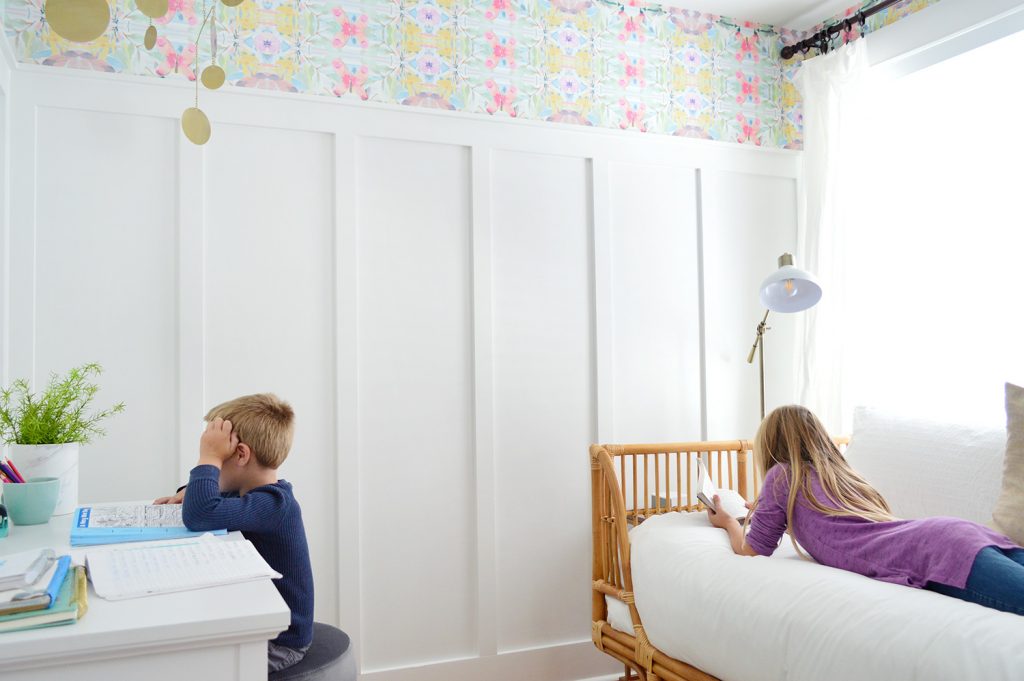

{"left": 793, "top": 40, "right": 871, "bottom": 435}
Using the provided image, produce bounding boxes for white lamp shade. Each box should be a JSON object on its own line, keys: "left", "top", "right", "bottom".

{"left": 759, "top": 265, "right": 821, "bottom": 313}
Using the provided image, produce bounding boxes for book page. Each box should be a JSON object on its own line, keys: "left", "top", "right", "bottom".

{"left": 79, "top": 504, "right": 185, "bottom": 528}
{"left": 86, "top": 536, "right": 282, "bottom": 600}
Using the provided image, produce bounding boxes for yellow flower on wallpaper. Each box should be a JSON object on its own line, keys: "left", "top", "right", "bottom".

{"left": 237, "top": 52, "right": 260, "bottom": 76}
{"left": 781, "top": 82, "right": 800, "bottom": 109}
{"left": 237, "top": 3, "right": 261, "bottom": 32}
{"left": 274, "top": 5, "right": 299, "bottom": 35}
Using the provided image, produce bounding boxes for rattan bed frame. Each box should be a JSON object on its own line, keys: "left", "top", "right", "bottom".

{"left": 589, "top": 439, "right": 847, "bottom": 681}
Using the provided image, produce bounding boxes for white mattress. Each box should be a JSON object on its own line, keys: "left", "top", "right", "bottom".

{"left": 607, "top": 512, "right": 1024, "bottom": 681}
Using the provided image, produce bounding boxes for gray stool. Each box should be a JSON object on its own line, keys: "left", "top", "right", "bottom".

{"left": 269, "top": 623, "right": 357, "bottom": 681}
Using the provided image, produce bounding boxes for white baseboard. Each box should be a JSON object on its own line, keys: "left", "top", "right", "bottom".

{"left": 359, "top": 641, "right": 620, "bottom": 681}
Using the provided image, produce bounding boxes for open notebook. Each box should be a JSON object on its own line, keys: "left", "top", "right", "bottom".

{"left": 85, "top": 535, "right": 281, "bottom": 600}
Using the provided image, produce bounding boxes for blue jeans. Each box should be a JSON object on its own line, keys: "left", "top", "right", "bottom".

{"left": 925, "top": 547, "right": 1024, "bottom": 615}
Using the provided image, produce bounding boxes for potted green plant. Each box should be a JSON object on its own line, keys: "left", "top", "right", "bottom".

{"left": 0, "top": 363, "right": 125, "bottom": 515}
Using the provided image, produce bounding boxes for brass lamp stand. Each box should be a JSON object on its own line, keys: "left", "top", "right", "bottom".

{"left": 747, "top": 310, "right": 771, "bottom": 421}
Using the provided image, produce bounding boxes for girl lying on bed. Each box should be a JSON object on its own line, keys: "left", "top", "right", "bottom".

{"left": 707, "top": 405, "right": 1024, "bottom": 616}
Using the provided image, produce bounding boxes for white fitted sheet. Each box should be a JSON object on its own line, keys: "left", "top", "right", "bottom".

{"left": 617, "top": 511, "right": 1024, "bottom": 681}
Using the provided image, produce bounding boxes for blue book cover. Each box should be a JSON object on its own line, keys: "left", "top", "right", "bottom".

{"left": 70, "top": 504, "right": 226, "bottom": 547}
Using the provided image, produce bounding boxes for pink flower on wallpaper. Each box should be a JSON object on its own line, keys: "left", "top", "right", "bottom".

{"left": 553, "top": 26, "right": 584, "bottom": 55}
{"left": 403, "top": 93, "right": 455, "bottom": 109}
{"left": 679, "top": 87, "right": 706, "bottom": 115}
{"left": 735, "top": 31, "right": 760, "bottom": 62}
{"left": 156, "top": 0, "right": 197, "bottom": 26}
{"left": 679, "top": 45, "right": 704, "bottom": 73}
{"left": 617, "top": 10, "right": 645, "bottom": 43}
{"left": 418, "top": 5, "right": 442, "bottom": 28}
{"left": 549, "top": 0, "right": 591, "bottom": 13}
{"left": 485, "top": 0, "right": 516, "bottom": 22}
{"left": 618, "top": 98, "right": 647, "bottom": 132}
{"left": 154, "top": 37, "right": 196, "bottom": 80}
{"left": 556, "top": 70, "right": 583, "bottom": 97}
{"left": 617, "top": 53, "right": 645, "bottom": 88}
{"left": 485, "top": 80, "right": 517, "bottom": 116}
{"left": 736, "top": 112, "right": 761, "bottom": 145}
{"left": 484, "top": 31, "right": 516, "bottom": 70}
{"left": 332, "top": 9, "right": 369, "bottom": 49}
{"left": 417, "top": 53, "right": 442, "bottom": 76}
{"left": 42, "top": 50, "right": 114, "bottom": 71}
{"left": 332, "top": 59, "right": 369, "bottom": 100}
{"left": 235, "top": 72, "right": 298, "bottom": 92}
{"left": 548, "top": 110, "right": 590, "bottom": 125}
{"left": 254, "top": 31, "right": 282, "bottom": 56}
{"left": 668, "top": 8, "right": 716, "bottom": 35}
{"left": 735, "top": 70, "right": 760, "bottom": 105}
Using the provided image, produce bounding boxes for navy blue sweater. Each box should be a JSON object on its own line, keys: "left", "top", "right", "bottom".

{"left": 182, "top": 465, "right": 314, "bottom": 649}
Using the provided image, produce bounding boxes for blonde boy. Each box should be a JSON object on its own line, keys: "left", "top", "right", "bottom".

{"left": 154, "top": 393, "right": 314, "bottom": 673}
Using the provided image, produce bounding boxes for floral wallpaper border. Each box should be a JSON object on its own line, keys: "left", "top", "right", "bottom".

{"left": 3, "top": 0, "right": 940, "bottom": 148}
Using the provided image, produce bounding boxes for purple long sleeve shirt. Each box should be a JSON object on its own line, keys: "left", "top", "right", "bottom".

{"left": 746, "top": 463, "right": 1019, "bottom": 589}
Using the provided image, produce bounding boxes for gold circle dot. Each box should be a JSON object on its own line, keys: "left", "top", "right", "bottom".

{"left": 136, "top": 0, "right": 168, "bottom": 19}
{"left": 201, "top": 65, "right": 226, "bottom": 90}
{"left": 46, "top": 0, "right": 110, "bottom": 43}
{"left": 181, "top": 107, "right": 212, "bottom": 146}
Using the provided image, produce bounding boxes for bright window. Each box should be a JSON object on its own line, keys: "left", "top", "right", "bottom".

{"left": 842, "top": 28, "right": 1024, "bottom": 427}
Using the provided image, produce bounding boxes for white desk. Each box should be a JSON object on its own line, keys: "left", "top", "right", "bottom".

{"left": 0, "top": 513, "right": 290, "bottom": 681}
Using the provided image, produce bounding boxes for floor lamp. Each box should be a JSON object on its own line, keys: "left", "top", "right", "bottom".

{"left": 747, "top": 253, "right": 822, "bottom": 421}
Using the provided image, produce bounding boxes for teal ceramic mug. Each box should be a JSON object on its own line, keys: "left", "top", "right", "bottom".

{"left": 2, "top": 477, "right": 60, "bottom": 526}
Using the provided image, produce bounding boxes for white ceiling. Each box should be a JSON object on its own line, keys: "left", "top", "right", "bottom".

{"left": 657, "top": 0, "right": 863, "bottom": 30}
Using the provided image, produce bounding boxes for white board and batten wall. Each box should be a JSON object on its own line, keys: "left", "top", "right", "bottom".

{"left": 1, "top": 61, "right": 799, "bottom": 681}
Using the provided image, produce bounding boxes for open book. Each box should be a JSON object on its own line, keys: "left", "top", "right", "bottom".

{"left": 71, "top": 503, "right": 227, "bottom": 546}
{"left": 696, "top": 460, "right": 749, "bottom": 520}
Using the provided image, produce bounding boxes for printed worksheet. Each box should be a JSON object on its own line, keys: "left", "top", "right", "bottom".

{"left": 80, "top": 504, "right": 185, "bottom": 528}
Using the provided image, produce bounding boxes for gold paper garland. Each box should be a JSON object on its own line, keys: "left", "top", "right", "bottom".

{"left": 45, "top": 0, "right": 246, "bottom": 146}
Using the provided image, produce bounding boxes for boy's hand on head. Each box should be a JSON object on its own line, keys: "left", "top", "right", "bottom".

{"left": 198, "top": 417, "right": 240, "bottom": 468}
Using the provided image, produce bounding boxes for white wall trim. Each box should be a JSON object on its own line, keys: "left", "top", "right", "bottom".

{"left": 9, "top": 64, "right": 799, "bottom": 179}
{"left": 590, "top": 159, "right": 614, "bottom": 444}
{"left": 694, "top": 169, "right": 709, "bottom": 441}
{"left": 359, "top": 640, "right": 614, "bottom": 681}
{"left": 176, "top": 136, "right": 206, "bottom": 483}
{"left": 470, "top": 145, "right": 498, "bottom": 658}
{"left": 334, "top": 130, "right": 362, "bottom": 671}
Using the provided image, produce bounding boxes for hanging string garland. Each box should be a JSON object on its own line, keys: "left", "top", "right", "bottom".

{"left": 43, "top": 0, "right": 245, "bottom": 146}
{"left": 136, "top": 0, "right": 167, "bottom": 50}
{"left": 180, "top": 0, "right": 249, "bottom": 145}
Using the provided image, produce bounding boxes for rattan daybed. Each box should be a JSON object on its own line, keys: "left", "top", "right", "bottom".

{"left": 590, "top": 441, "right": 759, "bottom": 681}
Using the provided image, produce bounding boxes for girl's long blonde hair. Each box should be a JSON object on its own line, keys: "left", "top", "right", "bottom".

{"left": 746, "top": 405, "right": 894, "bottom": 554}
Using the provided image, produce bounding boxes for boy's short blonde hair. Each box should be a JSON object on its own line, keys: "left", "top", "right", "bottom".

{"left": 205, "top": 393, "right": 294, "bottom": 469}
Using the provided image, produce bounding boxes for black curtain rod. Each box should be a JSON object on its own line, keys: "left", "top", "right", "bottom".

{"left": 780, "top": 0, "right": 904, "bottom": 59}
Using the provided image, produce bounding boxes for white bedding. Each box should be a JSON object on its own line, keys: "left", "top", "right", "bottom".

{"left": 612, "top": 512, "right": 1024, "bottom": 681}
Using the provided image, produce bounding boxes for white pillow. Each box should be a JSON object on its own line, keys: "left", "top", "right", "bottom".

{"left": 843, "top": 406, "right": 1006, "bottom": 523}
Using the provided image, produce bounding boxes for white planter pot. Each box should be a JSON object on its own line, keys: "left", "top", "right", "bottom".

{"left": 9, "top": 443, "right": 80, "bottom": 515}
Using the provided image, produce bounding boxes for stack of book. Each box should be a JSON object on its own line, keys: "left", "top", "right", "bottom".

{"left": 0, "top": 549, "right": 88, "bottom": 633}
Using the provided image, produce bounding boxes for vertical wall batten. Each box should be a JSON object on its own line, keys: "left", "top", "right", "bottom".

{"left": 177, "top": 138, "right": 205, "bottom": 484}
{"left": 471, "top": 145, "right": 498, "bottom": 658}
{"left": 334, "top": 130, "right": 362, "bottom": 668}
{"left": 591, "top": 158, "right": 614, "bottom": 444}
{"left": 695, "top": 169, "right": 709, "bottom": 441}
